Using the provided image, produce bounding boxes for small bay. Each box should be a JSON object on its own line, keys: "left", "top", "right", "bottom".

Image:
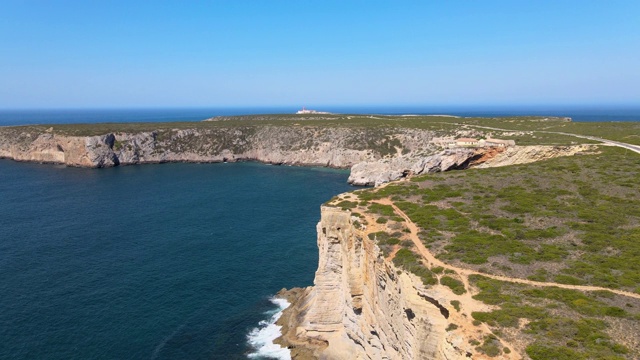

{"left": 0, "top": 160, "right": 352, "bottom": 359}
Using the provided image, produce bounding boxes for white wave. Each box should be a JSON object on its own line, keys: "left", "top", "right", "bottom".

{"left": 246, "top": 297, "right": 291, "bottom": 360}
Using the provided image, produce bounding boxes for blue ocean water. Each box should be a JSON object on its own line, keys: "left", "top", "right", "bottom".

{"left": 0, "top": 106, "right": 638, "bottom": 126}
{"left": 0, "top": 108, "right": 295, "bottom": 126}
{"left": 0, "top": 106, "right": 637, "bottom": 359}
{"left": 0, "top": 160, "right": 352, "bottom": 359}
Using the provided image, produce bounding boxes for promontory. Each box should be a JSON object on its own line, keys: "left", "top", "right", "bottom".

{"left": 2, "top": 114, "right": 639, "bottom": 359}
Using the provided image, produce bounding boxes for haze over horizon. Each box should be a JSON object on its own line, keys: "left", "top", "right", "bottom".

{"left": 1, "top": 1, "right": 639, "bottom": 109}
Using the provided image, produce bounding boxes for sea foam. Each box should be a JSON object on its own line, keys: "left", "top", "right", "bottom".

{"left": 247, "top": 297, "right": 291, "bottom": 360}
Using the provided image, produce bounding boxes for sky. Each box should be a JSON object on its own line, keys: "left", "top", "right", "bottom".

{"left": 1, "top": 1, "right": 639, "bottom": 109}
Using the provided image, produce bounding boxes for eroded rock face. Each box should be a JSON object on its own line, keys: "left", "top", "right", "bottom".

{"left": 0, "top": 126, "right": 598, "bottom": 184}
{"left": 0, "top": 133, "right": 118, "bottom": 168}
{"left": 0, "top": 126, "right": 439, "bottom": 169}
{"left": 347, "top": 145, "right": 598, "bottom": 187}
{"left": 474, "top": 144, "right": 598, "bottom": 168}
{"left": 348, "top": 148, "right": 484, "bottom": 186}
{"left": 277, "top": 207, "right": 465, "bottom": 360}
{"left": 348, "top": 157, "right": 414, "bottom": 187}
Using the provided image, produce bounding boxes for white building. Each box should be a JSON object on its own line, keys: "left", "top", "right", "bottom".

{"left": 455, "top": 138, "right": 480, "bottom": 147}
{"left": 480, "top": 138, "right": 516, "bottom": 147}
{"left": 296, "top": 107, "right": 330, "bottom": 114}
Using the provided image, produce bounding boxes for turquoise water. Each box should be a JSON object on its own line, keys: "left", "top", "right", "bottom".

{"left": 0, "top": 160, "right": 352, "bottom": 359}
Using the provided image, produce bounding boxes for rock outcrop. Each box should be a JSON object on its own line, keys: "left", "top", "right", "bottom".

{"left": 276, "top": 207, "right": 467, "bottom": 359}
{"left": 474, "top": 144, "right": 598, "bottom": 168}
{"left": 0, "top": 125, "right": 598, "bottom": 188}
{"left": 348, "top": 148, "right": 485, "bottom": 186}
{"left": 0, "top": 133, "right": 119, "bottom": 167}
{"left": 0, "top": 125, "right": 440, "bottom": 169}
{"left": 347, "top": 145, "right": 598, "bottom": 186}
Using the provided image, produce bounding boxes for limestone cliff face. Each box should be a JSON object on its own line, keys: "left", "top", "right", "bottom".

{"left": 473, "top": 144, "right": 598, "bottom": 168}
{"left": 0, "top": 133, "right": 119, "bottom": 167}
{"left": 348, "top": 148, "right": 486, "bottom": 186}
{"left": 0, "top": 126, "right": 439, "bottom": 169}
{"left": 277, "top": 207, "right": 466, "bottom": 360}
{"left": 0, "top": 126, "right": 596, "bottom": 189}
{"left": 348, "top": 144, "right": 598, "bottom": 186}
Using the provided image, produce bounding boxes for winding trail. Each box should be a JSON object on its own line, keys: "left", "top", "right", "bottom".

{"left": 541, "top": 131, "right": 640, "bottom": 154}
{"left": 374, "top": 199, "right": 640, "bottom": 300}
{"left": 453, "top": 123, "right": 640, "bottom": 155}
{"left": 352, "top": 197, "right": 521, "bottom": 359}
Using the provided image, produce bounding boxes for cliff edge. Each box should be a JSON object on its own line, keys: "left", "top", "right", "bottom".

{"left": 0, "top": 124, "right": 595, "bottom": 187}
{"left": 275, "top": 206, "right": 506, "bottom": 360}
{"left": 0, "top": 125, "right": 439, "bottom": 171}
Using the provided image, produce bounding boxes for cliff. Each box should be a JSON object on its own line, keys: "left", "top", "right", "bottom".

{"left": 277, "top": 207, "right": 454, "bottom": 359}
{"left": 0, "top": 125, "right": 440, "bottom": 170}
{"left": 347, "top": 144, "right": 597, "bottom": 186}
{"left": 0, "top": 125, "right": 597, "bottom": 187}
{"left": 1, "top": 119, "right": 613, "bottom": 359}
{"left": 276, "top": 206, "right": 512, "bottom": 360}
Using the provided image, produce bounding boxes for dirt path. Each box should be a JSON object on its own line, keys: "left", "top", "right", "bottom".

{"left": 359, "top": 199, "right": 521, "bottom": 359}
{"left": 452, "top": 123, "right": 640, "bottom": 155}
{"left": 374, "top": 199, "right": 640, "bottom": 300}
{"left": 385, "top": 244, "right": 401, "bottom": 262}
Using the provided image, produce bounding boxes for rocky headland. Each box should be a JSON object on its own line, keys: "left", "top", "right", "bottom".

{"left": 0, "top": 118, "right": 593, "bottom": 187}
{"left": 1, "top": 115, "right": 617, "bottom": 359}
{"left": 275, "top": 206, "right": 468, "bottom": 359}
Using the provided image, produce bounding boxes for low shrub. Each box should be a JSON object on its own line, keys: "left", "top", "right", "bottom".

{"left": 440, "top": 276, "right": 466, "bottom": 295}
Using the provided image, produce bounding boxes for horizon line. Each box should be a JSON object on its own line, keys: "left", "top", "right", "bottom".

{"left": 1, "top": 103, "right": 640, "bottom": 111}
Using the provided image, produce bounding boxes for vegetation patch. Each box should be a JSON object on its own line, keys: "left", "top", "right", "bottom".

{"left": 446, "top": 323, "right": 458, "bottom": 332}
{"left": 335, "top": 200, "right": 358, "bottom": 210}
{"left": 440, "top": 276, "right": 466, "bottom": 295}
{"left": 392, "top": 248, "right": 437, "bottom": 286}
{"left": 476, "top": 334, "right": 503, "bottom": 357}
{"left": 450, "top": 300, "right": 461, "bottom": 312}
{"left": 358, "top": 146, "right": 640, "bottom": 293}
{"left": 468, "top": 275, "right": 637, "bottom": 359}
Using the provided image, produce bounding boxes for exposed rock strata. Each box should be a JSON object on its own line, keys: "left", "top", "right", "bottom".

{"left": 0, "top": 126, "right": 597, "bottom": 189}
{"left": 474, "top": 144, "right": 598, "bottom": 168}
{"left": 0, "top": 133, "right": 119, "bottom": 167}
{"left": 0, "top": 126, "right": 439, "bottom": 169}
{"left": 348, "top": 148, "right": 486, "bottom": 186}
{"left": 348, "top": 145, "right": 598, "bottom": 186}
{"left": 276, "top": 207, "right": 467, "bottom": 359}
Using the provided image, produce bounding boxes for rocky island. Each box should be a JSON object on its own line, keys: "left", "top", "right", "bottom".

{"left": 1, "top": 114, "right": 639, "bottom": 359}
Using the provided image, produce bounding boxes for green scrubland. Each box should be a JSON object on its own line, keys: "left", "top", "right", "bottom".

{"left": 350, "top": 140, "right": 640, "bottom": 359}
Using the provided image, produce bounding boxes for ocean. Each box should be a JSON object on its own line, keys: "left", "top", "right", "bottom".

{"left": 0, "top": 107, "right": 638, "bottom": 360}
{"left": 0, "top": 106, "right": 639, "bottom": 126}
{"left": 0, "top": 160, "right": 352, "bottom": 359}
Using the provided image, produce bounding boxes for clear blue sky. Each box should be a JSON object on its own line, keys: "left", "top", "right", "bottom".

{"left": 1, "top": 1, "right": 639, "bottom": 109}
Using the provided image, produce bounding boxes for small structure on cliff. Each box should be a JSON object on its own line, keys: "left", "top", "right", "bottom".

{"left": 296, "top": 107, "right": 331, "bottom": 114}
{"left": 455, "top": 138, "right": 480, "bottom": 147}
{"left": 482, "top": 138, "right": 516, "bottom": 147}
{"left": 432, "top": 137, "right": 515, "bottom": 148}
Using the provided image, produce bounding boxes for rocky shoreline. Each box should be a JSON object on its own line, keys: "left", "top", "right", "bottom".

{"left": 0, "top": 124, "right": 595, "bottom": 187}
{"left": 0, "top": 120, "right": 603, "bottom": 359}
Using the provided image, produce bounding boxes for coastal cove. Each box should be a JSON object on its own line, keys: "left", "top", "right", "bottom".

{"left": 0, "top": 160, "right": 352, "bottom": 359}
{"left": 2, "top": 0, "right": 639, "bottom": 357}
{"left": 2, "top": 113, "right": 640, "bottom": 359}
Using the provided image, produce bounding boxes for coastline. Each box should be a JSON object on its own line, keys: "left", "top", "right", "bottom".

{"left": 3, "top": 114, "right": 635, "bottom": 358}
{"left": 0, "top": 116, "right": 603, "bottom": 189}
{"left": 247, "top": 297, "right": 293, "bottom": 360}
